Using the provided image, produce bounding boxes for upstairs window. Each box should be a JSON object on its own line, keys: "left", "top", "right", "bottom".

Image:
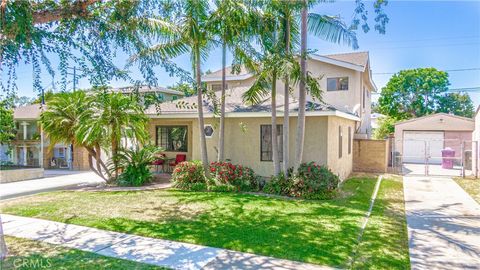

{"left": 260, "top": 125, "right": 283, "bottom": 161}
{"left": 327, "top": 77, "right": 349, "bottom": 91}
{"left": 211, "top": 84, "right": 228, "bottom": 91}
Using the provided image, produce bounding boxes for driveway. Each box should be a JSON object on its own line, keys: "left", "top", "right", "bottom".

{"left": 0, "top": 171, "right": 105, "bottom": 200}
{"left": 404, "top": 175, "right": 480, "bottom": 269}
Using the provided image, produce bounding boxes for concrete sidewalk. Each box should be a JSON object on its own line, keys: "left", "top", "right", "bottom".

{"left": 404, "top": 176, "right": 480, "bottom": 270}
{"left": 1, "top": 214, "right": 332, "bottom": 270}
{"left": 0, "top": 171, "right": 105, "bottom": 200}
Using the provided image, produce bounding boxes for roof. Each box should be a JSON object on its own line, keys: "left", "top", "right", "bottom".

{"left": 145, "top": 86, "right": 359, "bottom": 121}
{"left": 323, "top": 52, "right": 369, "bottom": 68}
{"left": 113, "top": 85, "right": 184, "bottom": 96}
{"left": 395, "top": 113, "right": 474, "bottom": 126}
{"left": 13, "top": 104, "right": 44, "bottom": 120}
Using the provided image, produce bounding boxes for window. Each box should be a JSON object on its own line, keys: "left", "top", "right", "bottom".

{"left": 204, "top": 125, "right": 214, "bottom": 138}
{"left": 260, "top": 125, "right": 283, "bottom": 161}
{"left": 348, "top": 126, "right": 352, "bottom": 154}
{"left": 339, "top": 126, "right": 343, "bottom": 158}
{"left": 327, "top": 77, "right": 349, "bottom": 91}
{"left": 156, "top": 126, "right": 188, "bottom": 152}
{"left": 172, "top": 95, "right": 178, "bottom": 100}
{"left": 211, "top": 84, "right": 227, "bottom": 91}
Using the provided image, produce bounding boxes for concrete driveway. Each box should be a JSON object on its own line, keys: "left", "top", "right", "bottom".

{"left": 404, "top": 175, "right": 480, "bottom": 269}
{"left": 0, "top": 170, "right": 105, "bottom": 200}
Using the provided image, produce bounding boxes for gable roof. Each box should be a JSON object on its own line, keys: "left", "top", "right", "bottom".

{"left": 145, "top": 86, "right": 360, "bottom": 121}
{"left": 324, "top": 51, "right": 369, "bottom": 68}
{"left": 113, "top": 85, "right": 184, "bottom": 96}
{"left": 395, "top": 113, "right": 474, "bottom": 126}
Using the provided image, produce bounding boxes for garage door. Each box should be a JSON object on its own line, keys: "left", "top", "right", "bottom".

{"left": 403, "top": 131, "right": 444, "bottom": 164}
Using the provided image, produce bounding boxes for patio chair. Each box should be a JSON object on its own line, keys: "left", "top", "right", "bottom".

{"left": 169, "top": 154, "right": 187, "bottom": 171}
{"left": 152, "top": 154, "right": 166, "bottom": 173}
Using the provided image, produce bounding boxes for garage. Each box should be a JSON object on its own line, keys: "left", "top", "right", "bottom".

{"left": 394, "top": 113, "right": 475, "bottom": 176}
{"left": 403, "top": 131, "right": 444, "bottom": 164}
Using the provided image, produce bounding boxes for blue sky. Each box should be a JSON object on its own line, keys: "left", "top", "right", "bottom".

{"left": 4, "top": 0, "right": 480, "bottom": 106}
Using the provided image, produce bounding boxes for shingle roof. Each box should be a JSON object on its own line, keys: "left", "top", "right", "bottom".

{"left": 323, "top": 51, "right": 369, "bottom": 68}
{"left": 145, "top": 86, "right": 348, "bottom": 116}
{"left": 113, "top": 85, "right": 184, "bottom": 96}
{"left": 13, "top": 104, "right": 44, "bottom": 120}
{"left": 202, "top": 66, "right": 250, "bottom": 79}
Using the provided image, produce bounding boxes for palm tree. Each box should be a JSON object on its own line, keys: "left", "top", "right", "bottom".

{"left": 79, "top": 91, "right": 149, "bottom": 180}
{"left": 131, "top": 0, "right": 213, "bottom": 175}
{"left": 40, "top": 91, "right": 109, "bottom": 179}
{"left": 294, "top": 0, "right": 359, "bottom": 171}
{"left": 209, "top": 0, "right": 250, "bottom": 162}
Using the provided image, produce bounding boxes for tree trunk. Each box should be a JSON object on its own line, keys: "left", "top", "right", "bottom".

{"left": 218, "top": 40, "right": 227, "bottom": 162}
{"left": 195, "top": 45, "right": 210, "bottom": 177}
{"left": 271, "top": 70, "right": 280, "bottom": 176}
{"left": 294, "top": 3, "right": 308, "bottom": 171}
{"left": 283, "top": 15, "right": 291, "bottom": 175}
{"left": 111, "top": 132, "right": 118, "bottom": 179}
{"left": 85, "top": 147, "right": 107, "bottom": 180}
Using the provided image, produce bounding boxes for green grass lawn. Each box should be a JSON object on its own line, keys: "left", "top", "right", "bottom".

{"left": 1, "top": 177, "right": 409, "bottom": 269}
{"left": 1, "top": 236, "right": 164, "bottom": 270}
{"left": 453, "top": 177, "right": 480, "bottom": 203}
{"left": 351, "top": 175, "right": 410, "bottom": 269}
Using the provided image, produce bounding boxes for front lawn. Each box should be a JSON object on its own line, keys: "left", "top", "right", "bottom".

{"left": 2, "top": 236, "right": 164, "bottom": 270}
{"left": 453, "top": 177, "right": 480, "bottom": 203}
{"left": 1, "top": 177, "right": 409, "bottom": 268}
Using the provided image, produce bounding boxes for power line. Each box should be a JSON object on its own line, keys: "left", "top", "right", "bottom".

{"left": 373, "top": 68, "right": 480, "bottom": 75}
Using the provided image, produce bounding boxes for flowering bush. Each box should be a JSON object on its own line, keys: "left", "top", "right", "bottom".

{"left": 171, "top": 161, "right": 207, "bottom": 190}
{"left": 209, "top": 161, "right": 260, "bottom": 191}
{"left": 290, "top": 162, "right": 340, "bottom": 199}
{"left": 263, "top": 162, "right": 339, "bottom": 200}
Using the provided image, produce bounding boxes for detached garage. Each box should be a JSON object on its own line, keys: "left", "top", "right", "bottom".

{"left": 394, "top": 113, "right": 474, "bottom": 164}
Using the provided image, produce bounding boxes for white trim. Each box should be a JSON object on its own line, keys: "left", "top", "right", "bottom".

{"left": 309, "top": 54, "right": 365, "bottom": 72}
{"left": 202, "top": 73, "right": 253, "bottom": 82}
{"left": 148, "top": 110, "right": 360, "bottom": 121}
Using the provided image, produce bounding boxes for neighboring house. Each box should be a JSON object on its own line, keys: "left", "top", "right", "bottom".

{"left": 203, "top": 51, "right": 376, "bottom": 139}
{"left": 145, "top": 52, "right": 377, "bottom": 179}
{"left": 114, "top": 85, "right": 184, "bottom": 102}
{"left": 1, "top": 104, "right": 90, "bottom": 170}
{"left": 471, "top": 107, "right": 480, "bottom": 177}
{"left": 394, "top": 113, "right": 474, "bottom": 164}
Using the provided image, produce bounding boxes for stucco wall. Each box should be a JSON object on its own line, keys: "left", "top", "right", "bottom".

{"left": 353, "top": 139, "right": 388, "bottom": 173}
{"left": 472, "top": 110, "right": 480, "bottom": 177}
{"left": 147, "top": 115, "right": 355, "bottom": 178}
{"left": 0, "top": 168, "right": 44, "bottom": 183}
{"left": 326, "top": 116, "right": 355, "bottom": 179}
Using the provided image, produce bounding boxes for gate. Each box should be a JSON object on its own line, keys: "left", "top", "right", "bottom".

{"left": 391, "top": 138, "right": 477, "bottom": 177}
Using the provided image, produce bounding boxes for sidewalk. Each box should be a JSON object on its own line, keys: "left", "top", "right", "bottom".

{"left": 404, "top": 176, "right": 480, "bottom": 270}
{"left": 0, "top": 171, "right": 105, "bottom": 200}
{"left": 1, "top": 214, "right": 333, "bottom": 270}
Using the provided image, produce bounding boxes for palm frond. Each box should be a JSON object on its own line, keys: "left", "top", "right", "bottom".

{"left": 308, "top": 13, "right": 359, "bottom": 49}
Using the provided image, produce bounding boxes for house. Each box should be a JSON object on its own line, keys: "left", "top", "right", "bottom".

{"left": 394, "top": 113, "right": 474, "bottom": 165}
{"left": 1, "top": 104, "right": 91, "bottom": 170}
{"left": 114, "top": 85, "right": 184, "bottom": 102}
{"left": 471, "top": 107, "right": 480, "bottom": 177}
{"left": 145, "top": 52, "right": 376, "bottom": 179}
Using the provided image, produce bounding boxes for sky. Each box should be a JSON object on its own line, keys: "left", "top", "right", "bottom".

{"left": 3, "top": 0, "right": 480, "bottom": 106}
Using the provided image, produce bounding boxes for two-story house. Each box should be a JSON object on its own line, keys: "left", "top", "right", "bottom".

{"left": 144, "top": 52, "right": 376, "bottom": 179}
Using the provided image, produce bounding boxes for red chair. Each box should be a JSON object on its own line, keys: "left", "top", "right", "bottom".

{"left": 169, "top": 154, "right": 187, "bottom": 171}
{"left": 152, "top": 154, "right": 166, "bottom": 173}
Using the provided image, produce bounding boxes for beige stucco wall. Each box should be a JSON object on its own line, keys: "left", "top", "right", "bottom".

{"left": 326, "top": 116, "right": 355, "bottom": 180}
{"left": 353, "top": 139, "right": 388, "bottom": 173}
{"left": 394, "top": 114, "right": 475, "bottom": 155}
{"left": 148, "top": 115, "right": 354, "bottom": 178}
{"left": 472, "top": 110, "right": 480, "bottom": 176}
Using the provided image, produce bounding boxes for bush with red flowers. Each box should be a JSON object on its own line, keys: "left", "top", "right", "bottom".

{"left": 209, "top": 161, "right": 260, "bottom": 191}
{"left": 263, "top": 162, "right": 339, "bottom": 200}
{"left": 171, "top": 161, "right": 207, "bottom": 190}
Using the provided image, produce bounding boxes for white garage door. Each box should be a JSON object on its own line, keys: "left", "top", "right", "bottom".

{"left": 403, "top": 131, "right": 444, "bottom": 164}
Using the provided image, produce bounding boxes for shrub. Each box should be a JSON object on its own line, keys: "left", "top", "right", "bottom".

{"left": 291, "top": 162, "right": 340, "bottom": 199}
{"left": 209, "top": 161, "right": 260, "bottom": 191}
{"left": 263, "top": 172, "right": 293, "bottom": 196}
{"left": 171, "top": 161, "right": 206, "bottom": 190}
{"left": 109, "top": 145, "right": 161, "bottom": 186}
